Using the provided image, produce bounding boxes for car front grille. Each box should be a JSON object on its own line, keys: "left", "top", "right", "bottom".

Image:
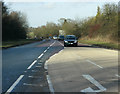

{"left": 68, "top": 41, "right": 74, "bottom": 43}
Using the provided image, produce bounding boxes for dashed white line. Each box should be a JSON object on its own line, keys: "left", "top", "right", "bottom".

{"left": 5, "top": 41, "right": 56, "bottom": 93}
{"left": 44, "top": 49, "right": 47, "bottom": 53}
{"left": 86, "top": 60, "right": 103, "bottom": 68}
{"left": 47, "top": 47, "right": 50, "bottom": 50}
{"left": 46, "top": 75, "right": 54, "bottom": 93}
{"left": 6, "top": 75, "right": 24, "bottom": 93}
{"left": 27, "top": 60, "right": 37, "bottom": 69}
{"left": 38, "top": 53, "right": 44, "bottom": 59}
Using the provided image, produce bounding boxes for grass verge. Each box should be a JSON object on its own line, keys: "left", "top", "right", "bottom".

{"left": 78, "top": 39, "right": 119, "bottom": 50}
{"left": 1, "top": 39, "right": 42, "bottom": 49}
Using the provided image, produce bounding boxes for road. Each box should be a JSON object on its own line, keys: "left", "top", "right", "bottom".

{"left": 2, "top": 39, "right": 119, "bottom": 93}
{"left": 2, "top": 39, "right": 63, "bottom": 93}
{"left": 46, "top": 43, "right": 119, "bottom": 93}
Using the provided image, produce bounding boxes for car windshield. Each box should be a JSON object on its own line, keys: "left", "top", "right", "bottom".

{"left": 60, "top": 36, "right": 64, "bottom": 38}
{"left": 66, "top": 37, "right": 76, "bottom": 40}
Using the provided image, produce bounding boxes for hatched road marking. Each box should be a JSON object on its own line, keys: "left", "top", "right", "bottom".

{"left": 81, "top": 75, "right": 106, "bottom": 92}
{"left": 5, "top": 41, "right": 56, "bottom": 93}
{"left": 58, "top": 41, "right": 64, "bottom": 46}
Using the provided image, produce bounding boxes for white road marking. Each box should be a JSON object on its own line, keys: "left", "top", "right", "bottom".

{"left": 38, "top": 53, "right": 44, "bottom": 59}
{"left": 28, "top": 76, "right": 42, "bottom": 79}
{"left": 23, "top": 83, "right": 43, "bottom": 87}
{"left": 86, "top": 60, "right": 103, "bottom": 68}
{"left": 6, "top": 75, "right": 24, "bottom": 93}
{"left": 44, "top": 61, "right": 48, "bottom": 70}
{"left": 46, "top": 75, "right": 54, "bottom": 93}
{"left": 27, "top": 60, "right": 37, "bottom": 69}
{"left": 38, "top": 63, "right": 42, "bottom": 65}
{"left": 47, "top": 47, "right": 50, "bottom": 50}
{"left": 115, "top": 74, "right": 120, "bottom": 78}
{"left": 58, "top": 41, "right": 64, "bottom": 46}
{"left": 36, "top": 66, "right": 42, "bottom": 68}
{"left": 31, "top": 70, "right": 40, "bottom": 72}
{"left": 44, "top": 49, "right": 47, "bottom": 53}
{"left": 81, "top": 75, "right": 106, "bottom": 92}
{"left": 5, "top": 41, "right": 57, "bottom": 94}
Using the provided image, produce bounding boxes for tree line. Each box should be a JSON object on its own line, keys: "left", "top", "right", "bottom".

{"left": 2, "top": 2, "right": 119, "bottom": 43}
{"left": 28, "top": 3, "right": 119, "bottom": 43}
{"left": 2, "top": 2, "right": 28, "bottom": 41}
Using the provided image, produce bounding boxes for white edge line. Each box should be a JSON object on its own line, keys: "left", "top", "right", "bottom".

{"left": 6, "top": 75, "right": 24, "bottom": 93}
{"left": 44, "top": 61, "right": 48, "bottom": 70}
{"left": 46, "top": 75, "right": 54, "bottom": 93}
{"left": 27, "top": 60, "right": 37, "bottom": 69}
{"left": 86, "top": 60, "right": 103, "bottom": 68}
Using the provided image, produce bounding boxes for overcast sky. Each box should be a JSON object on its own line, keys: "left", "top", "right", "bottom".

{"left": 4, "top": 0, "right": 118, "bottom": 27}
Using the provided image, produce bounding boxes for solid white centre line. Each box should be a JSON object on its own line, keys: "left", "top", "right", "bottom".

{"left": 115, "top": 74, "right": 120, "bottom": 78}
{"left": 6, "top": 75, "right": 24, "bottom": 93}
{"left": 81, "top": 75, "right": 106, "bottom": 92}
{"left": 27, "top": 60, "right": 37, "bottom": 69}
{"left": 46, "top": 75, "right": 54, "bottom": 93}
{"left": 86, "top": 60, "right": 103, "bottom": 68}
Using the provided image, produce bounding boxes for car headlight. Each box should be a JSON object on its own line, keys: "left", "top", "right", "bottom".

{"left": 64, "top": 40, "right": 68, "bottom": 43}
{"left": 74, "top": 40, "right": 78, "bottom": 43}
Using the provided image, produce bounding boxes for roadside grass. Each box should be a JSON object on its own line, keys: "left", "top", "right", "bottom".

{"left": 78, "top": 39, "right": 119, "bottom": 50}
{"left": 1, "top": 39, "right": 42, "bottom": 48}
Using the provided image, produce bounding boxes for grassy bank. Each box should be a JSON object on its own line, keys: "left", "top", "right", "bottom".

{"left": 1, "top": 39, "right": 42, "bottom": 49}
{"left": 78, "top": 39, "right": 119, "bottom": 50}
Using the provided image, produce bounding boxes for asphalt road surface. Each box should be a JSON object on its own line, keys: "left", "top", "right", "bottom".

{"left": 46, "top": 43, "right": 119, "bottom": 93}
{"left": 2, "top": 39, "right": 63, "bottom": 93}
{"left": 2, "top": 39, "right": 119, "bottom": 94}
